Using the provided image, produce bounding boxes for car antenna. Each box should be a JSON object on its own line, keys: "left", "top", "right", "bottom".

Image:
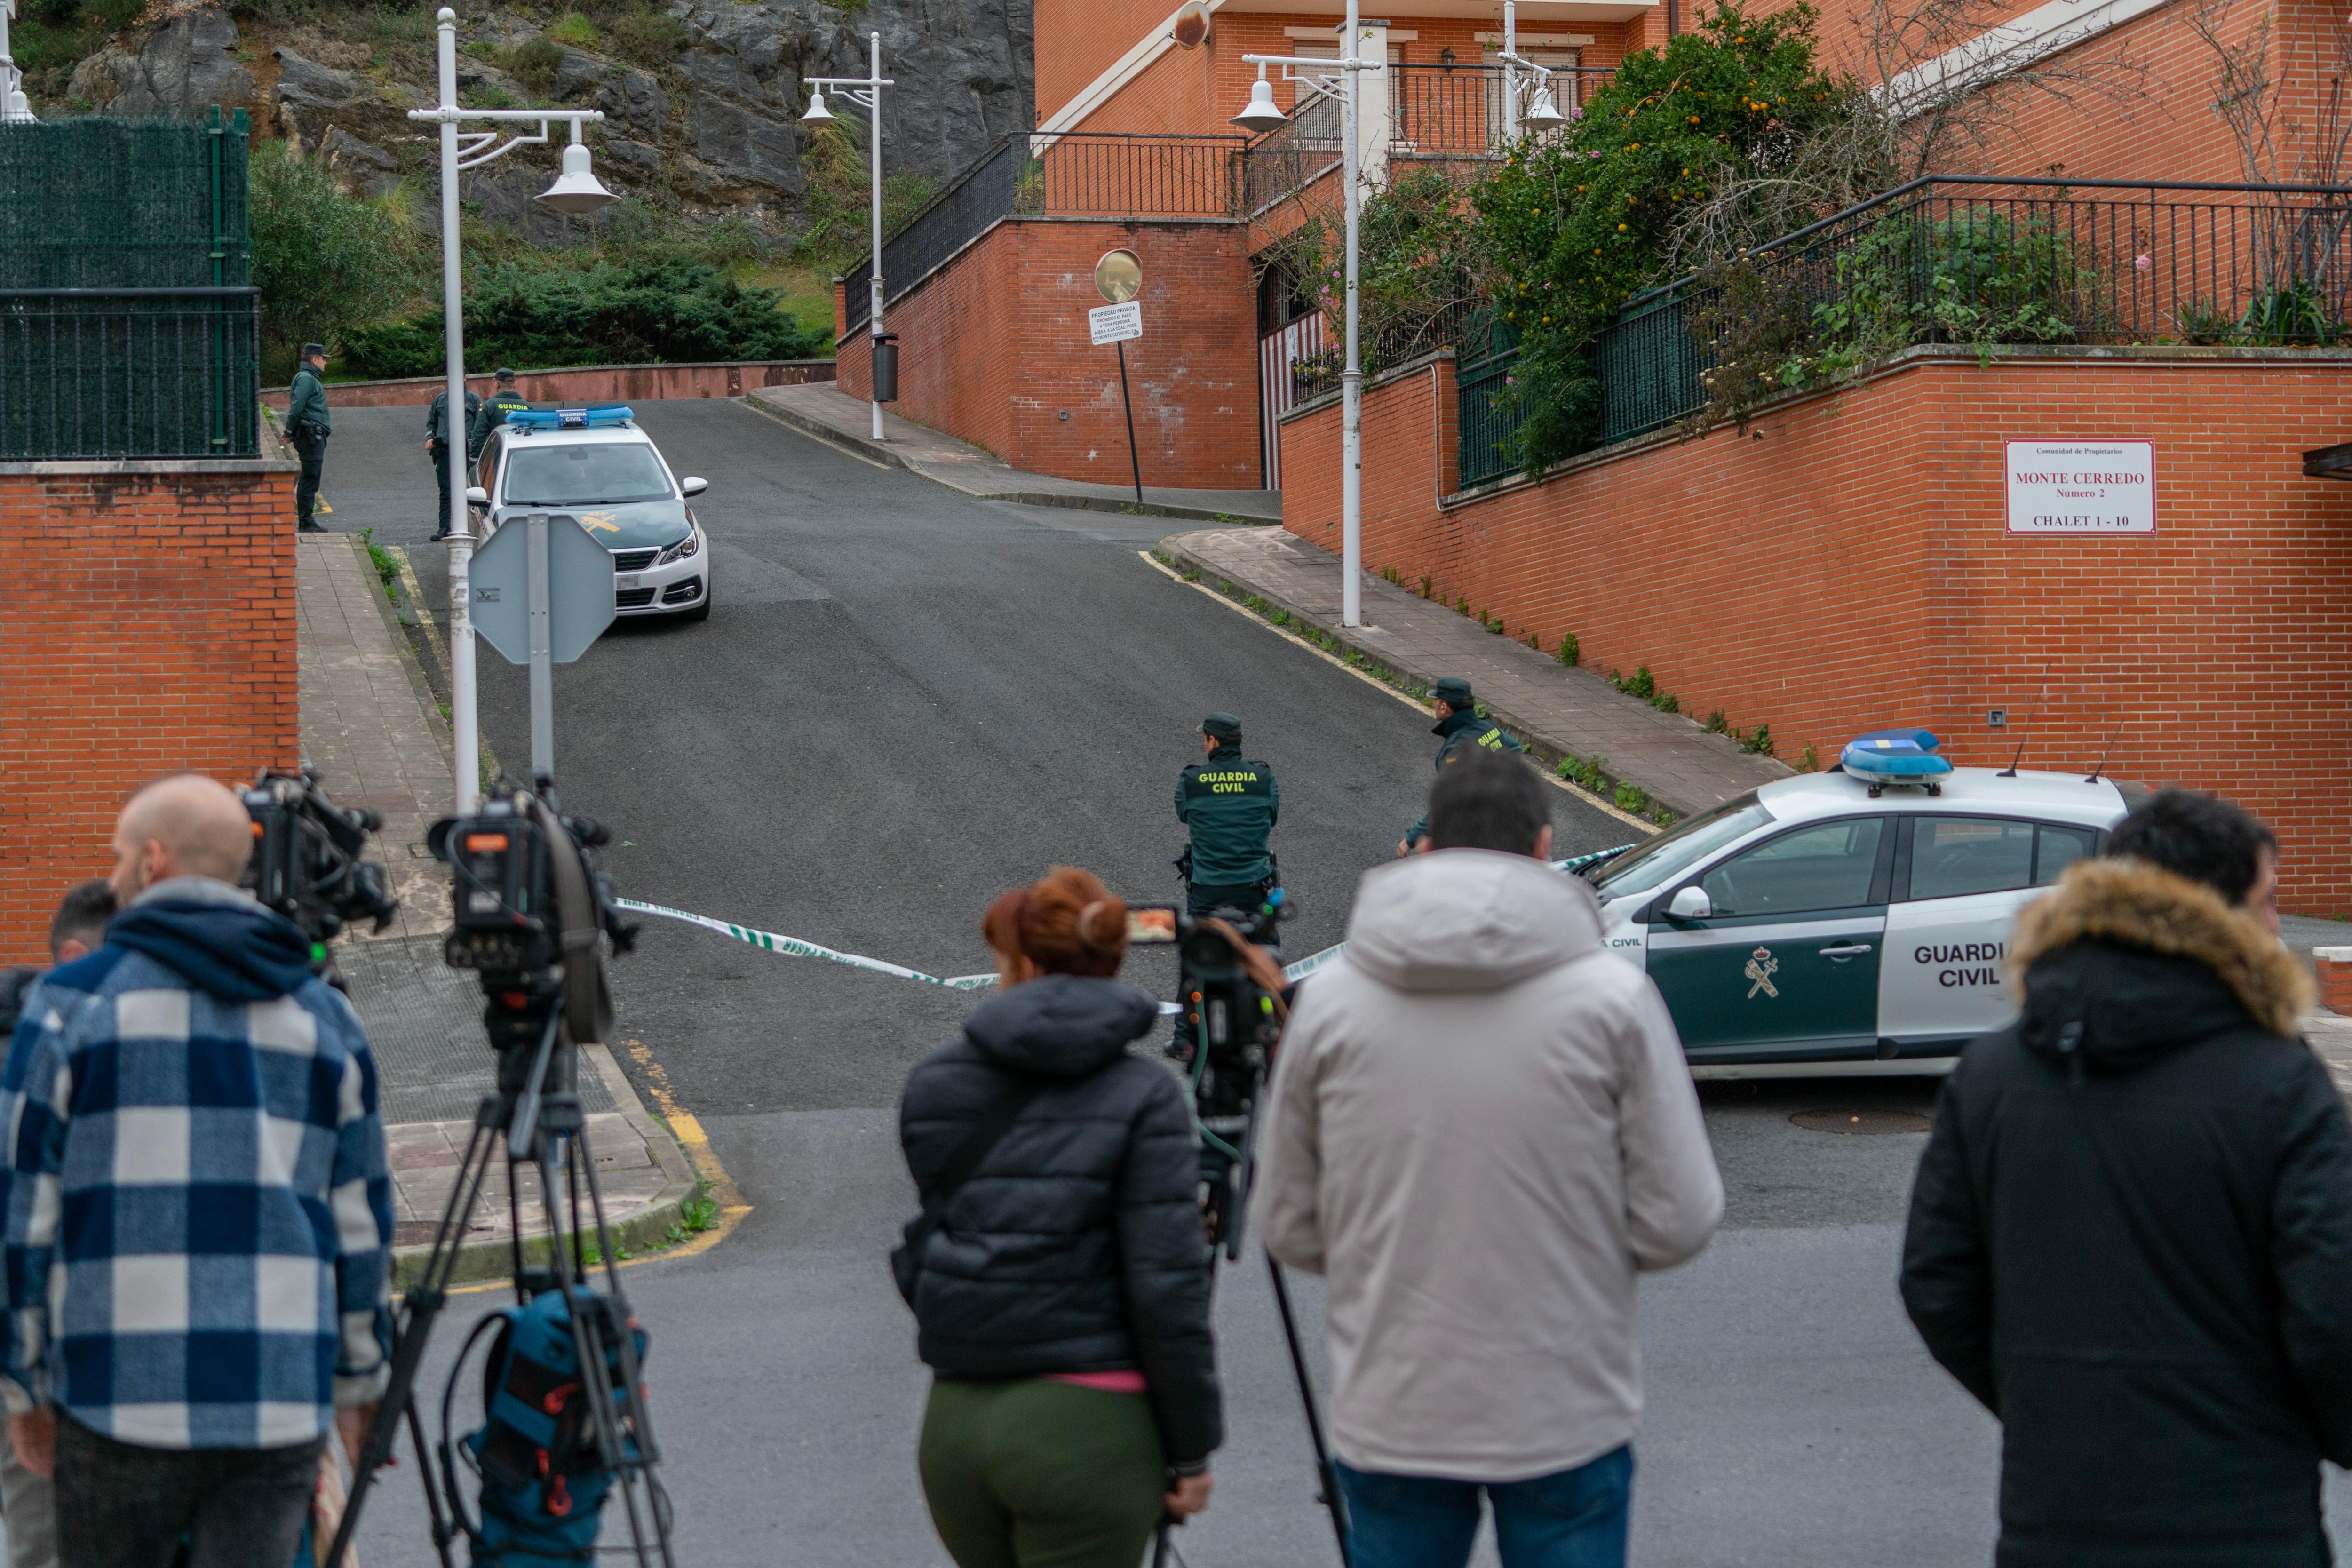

{"left": 2083, "top": 719, "right": 2124, "bottom": 784}
{"left": 1996, "top": 738, "right": 2026, "bottom": 778}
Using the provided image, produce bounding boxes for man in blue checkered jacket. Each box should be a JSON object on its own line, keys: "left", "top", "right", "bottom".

{"left": 0, "top": 774, "right": 395, "bottom": 1568}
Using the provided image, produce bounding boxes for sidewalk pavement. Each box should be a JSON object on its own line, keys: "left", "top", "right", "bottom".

{"left": 744, "top": 382, "right": 1283, "bottom": 525}
{"left": 296, "top": 534, "right": 698, "bottom": 1284}
{"left": 1158, "top": 527, "right": 1791, "bottom": 822}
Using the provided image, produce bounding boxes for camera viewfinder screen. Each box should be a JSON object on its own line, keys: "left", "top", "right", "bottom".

{"left": 1127, "top": 906, "right": 1179, "bottom": 945}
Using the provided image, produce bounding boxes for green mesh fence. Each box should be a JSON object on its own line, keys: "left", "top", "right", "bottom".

{"left": 0, "top": 109, "right": 258, "bottom": 457}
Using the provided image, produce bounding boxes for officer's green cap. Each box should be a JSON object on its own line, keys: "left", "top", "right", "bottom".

{"left": 1432, "top": 677, "right": 1475, "bottom": 707}
{"left": 494, "top": 367, "right": 517, "bottom": 381}
{"left": 300, "top": 343, "right": 327, "bottom": 358}
{"left": 1201, "top": 712, "right": 1243, "bottom": 741}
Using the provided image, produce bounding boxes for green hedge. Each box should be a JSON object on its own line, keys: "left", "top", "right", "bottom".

{"left": 343, "top": 258, "right": 825, "bottom": 377}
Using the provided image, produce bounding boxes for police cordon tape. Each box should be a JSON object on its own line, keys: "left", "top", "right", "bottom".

{"left": 612, "top": 847, "right": 1629, "bottom": 1004}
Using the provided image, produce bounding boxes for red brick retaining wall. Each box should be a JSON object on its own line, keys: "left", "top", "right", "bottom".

{"left": 262, "top": 359, "right": 835, "bottom": 411}
{"left": 1280, "top": 350, "right": 2352, "bottom": 913}
{"left": 0, "top": 463, "right": 300, "bottom": 963}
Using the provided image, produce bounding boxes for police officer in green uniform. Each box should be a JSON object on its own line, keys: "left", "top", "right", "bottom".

{"left": 468, "top": 367, "right": 532, "bottom": 464}
{"left": 1398, "top": 676, "right": 1523, "bottom": 856}
{"left": 425, "top": 382, "right": 482, "bottom": 540}
{"left": 1175, "top": 712, "right": 1280, "bottom": 919}
{"left": 286, "top": 343, "right": 332, "bottom": 533}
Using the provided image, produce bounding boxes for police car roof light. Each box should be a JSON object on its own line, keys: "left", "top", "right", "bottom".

{"left": 1839, "top": 728, "right": 1955, "bottom": 788}
{"left": 505, "top": 404, "right": 636, "bottom": 432}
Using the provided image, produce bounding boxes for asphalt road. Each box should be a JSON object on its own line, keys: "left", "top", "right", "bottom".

{"left": 304, "top": 401, "right": 2352, "bottom": 1566}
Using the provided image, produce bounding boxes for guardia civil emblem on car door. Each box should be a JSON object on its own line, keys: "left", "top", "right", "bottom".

{"left": 1745, "top": 947, "right": 1780, "bottom": 999}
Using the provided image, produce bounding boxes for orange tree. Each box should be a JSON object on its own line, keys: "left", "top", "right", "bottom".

{"left": 1474, "top": 1, "right": 1855, "bottom": 470}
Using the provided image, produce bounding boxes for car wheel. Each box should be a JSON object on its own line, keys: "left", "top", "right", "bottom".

{"left": 676, "top": 587, "right": 712, "bottom": 623}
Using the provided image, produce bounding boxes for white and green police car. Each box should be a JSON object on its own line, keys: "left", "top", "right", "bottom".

{"left": 1580, "top": 731, "right": 2145, "bottom": 1077}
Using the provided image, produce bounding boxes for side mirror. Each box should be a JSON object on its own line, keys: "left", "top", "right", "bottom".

{"left": 465, "top": 486, "right": 489, "bottom": 507}
{"left": 679, "top": 477, "right": 708, "bottom": 498}
{"left": 1666, "top": 886, "right": 1713, "bottom": 922}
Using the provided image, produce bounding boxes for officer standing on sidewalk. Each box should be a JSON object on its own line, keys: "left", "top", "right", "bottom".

{"left": 467, "top": 368, "right": 531, "bottom": 463}
{"left": 1397, "top": 677, "right": 1522, "bottom": 857}
{"left": 425, "top": 381, "right": 481, "bottom": 540}
{"left": 1175, "top": 712, "right": 1280, "bottom": 918}
{"left": 287, "top": 343, "right": 333, "bottom": 533}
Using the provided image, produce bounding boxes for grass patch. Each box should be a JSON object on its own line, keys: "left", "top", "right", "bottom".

{"left": 358, "top": 528, "right": 401, "bottom": 606}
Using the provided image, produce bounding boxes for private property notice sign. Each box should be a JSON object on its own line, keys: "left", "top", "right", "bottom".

{"left": 2005, "top": 440, "right": 2156, "bottom": 533}
{"left": 1089, "top": 300, "right": 1144, "bottom": 346}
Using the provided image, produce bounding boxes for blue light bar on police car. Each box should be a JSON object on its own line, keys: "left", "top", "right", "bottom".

{"left": 1840, "top": 728, "right": 1954, "bottom": 788}
{"left": 506, "top": 404, "right": 635, "bottom": 431}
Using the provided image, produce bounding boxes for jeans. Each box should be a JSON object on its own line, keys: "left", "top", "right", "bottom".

{"left": 1335, "top": 1447, "right": 1634, "bottom": 1568}
{"left": 53, "top": 1417, "right": 324, "bottom": 1568}
{"left": 0, "top": 1416, "right": 56, "bottom": 1568}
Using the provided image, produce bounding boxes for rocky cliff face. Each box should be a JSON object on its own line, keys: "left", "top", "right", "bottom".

{"left": 59, "top": 0, "right": 1032, "bottom": 247}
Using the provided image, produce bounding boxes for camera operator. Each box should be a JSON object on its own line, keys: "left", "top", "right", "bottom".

{"left": 1174, "top": 712, "right": 1279, "bottom": 920}
{"left": 0, "top": 775, "right": 395, "bottom": 1568}
{"left": 897, "top": 866, "right": 1221, "bottom": 1568}
{"left": 1253, "top": 752, "right": 1720, "bottom": 1568}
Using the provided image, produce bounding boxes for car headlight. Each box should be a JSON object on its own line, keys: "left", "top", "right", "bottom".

{"left": 656, "top": 528, "right": 701, "bottom": 566}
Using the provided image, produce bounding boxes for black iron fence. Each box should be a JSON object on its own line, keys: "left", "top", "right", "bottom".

{"left": 1242, "top": 89, "right": 1345, "bottom": 217}
{"left": 1389, "top": 65, "right": 1616, "bottom": 159}
{"left": 842, "top": 132, "right": 1245, "bottom": 335}
{"left": 0, "top": 290, "right": 262, "bottom": 460}
{"left": 1457, "top": 175, "right": 2352, "bottom": 486}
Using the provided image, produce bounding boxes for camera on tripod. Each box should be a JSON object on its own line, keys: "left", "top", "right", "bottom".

{"left": 1130, "top": 892, "right": 1291, "bottom": 1258}
{"left": 238, "top": 767, "right": 400, "bottom": 948}
{"left": 429, "top": 780, "right": 636, "bottom": 981}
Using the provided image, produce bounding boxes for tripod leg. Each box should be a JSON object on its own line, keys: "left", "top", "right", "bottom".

{"left": 404, "top": 1396, "right": 460, "bottom": 1568}
{"left": 1266, "top": 1250, "right": 1350, "bottom": 1567}
{"left": 325, "top": 1108, "right": 506, "bottom": 1568}
{"left": 572, "top": 1116, "right": 680, "bottom": 1568}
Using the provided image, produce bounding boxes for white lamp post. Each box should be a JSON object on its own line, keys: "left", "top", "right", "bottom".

{"left": 1496, "top": 0, "right": 1567, "bottom": 140}
{"left": 1238, "top": 21, "right": 1381, "bottom": 629}
{"left": 0, "top": 0, "right": 35, "bottom": 122}
{"left": 408, "top": 8, "right": 615, "bottom": 811}
{"left": 802, "top": 34, "right": 894, "bottom": 443}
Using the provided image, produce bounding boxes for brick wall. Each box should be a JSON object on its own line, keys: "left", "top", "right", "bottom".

{"left": 262, "top": 360, "right": 836, "bottom": 412}
{"left": 0, "top": 463, "right": 300, "bottom": 963}
{"left": 839, "top": 218, "right": 1263, "bottom": 487}
{"left": 1280, "top": 350, "right": 2352, "bottom": 913}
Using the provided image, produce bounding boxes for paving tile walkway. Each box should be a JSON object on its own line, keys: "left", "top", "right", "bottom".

{"left": 296, "top": 535, "right": 696, "bottom": 1284}
{"left": 744, "top": 382, "right": 1283, "bottom": 524}
{"left": 1159, "top": 527, "right": 1791, "bottom": 821}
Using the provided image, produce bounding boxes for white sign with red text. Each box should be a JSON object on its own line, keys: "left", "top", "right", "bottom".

{"left": 2005, "top": 440, "right": 2155, "bottom": 533}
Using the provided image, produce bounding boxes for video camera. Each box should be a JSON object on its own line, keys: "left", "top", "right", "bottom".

{"left": 239, "top": 768, "right": 400, "bottom": 957}
{"left": 1130, "top": 891, "right": 1292, "bottom": 1260}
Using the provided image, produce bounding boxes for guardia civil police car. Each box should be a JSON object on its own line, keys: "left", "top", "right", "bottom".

{"left": 1581, "top": 730, "right": 2145, "bottom": 1077}
{"left": 468, "top": 405, "right": 714, "bottom": 622}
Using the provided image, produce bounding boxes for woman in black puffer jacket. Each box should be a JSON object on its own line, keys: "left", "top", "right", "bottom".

{"left": 899, "top": 865, "right": 1221, "bottom": 1568}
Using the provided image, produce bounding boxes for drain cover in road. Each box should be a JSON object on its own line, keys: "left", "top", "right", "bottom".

{"left": 1791, "top": 1108, "right": 1933, "bottom": 1135}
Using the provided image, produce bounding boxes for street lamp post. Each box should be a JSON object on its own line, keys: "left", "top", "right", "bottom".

{"left": 0, "top": 0, "right": 35, "bottom": 121}
{"left": 408, "top": 8, "right": 614, "bottom": 812}
{"left": 1236, "top": 19, "right": 1380, "bottom": 628}
{"left": 801, "top": 35, "right": 894, "bottom": 443}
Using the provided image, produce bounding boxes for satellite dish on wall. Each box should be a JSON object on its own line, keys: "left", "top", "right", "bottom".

{"left": 1172, "top": 1, "right": 1211, "bottom": 48}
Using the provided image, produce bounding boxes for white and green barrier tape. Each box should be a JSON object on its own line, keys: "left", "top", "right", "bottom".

{"left": 616, "top": 847, "right": 1628, "bottom": 1003}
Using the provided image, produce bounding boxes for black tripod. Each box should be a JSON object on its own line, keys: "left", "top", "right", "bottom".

{"left": 326, "top": 990, "right": 676, "bottom": 1568}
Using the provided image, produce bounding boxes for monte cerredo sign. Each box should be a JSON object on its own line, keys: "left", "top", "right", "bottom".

{"left": 2005, "top": 440, "right": 2155, "bottom": 534}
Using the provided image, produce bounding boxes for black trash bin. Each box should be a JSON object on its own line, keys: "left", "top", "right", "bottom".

{"left": 870, "top": 332, "right": 899, "bottom": 403}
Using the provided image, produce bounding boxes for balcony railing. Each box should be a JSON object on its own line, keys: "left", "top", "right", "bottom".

{"left": 842, "top": 132, "right": 1245, "bottom": 335}
{"left": 1241, "top": 90, "right": 1346, "bottom": 217}
{"left": 0, "top": 287, "right": 262, "bottom": 460}
{"left": 1458, "top": 176, "right": 2352, "bottom": 486}
{"left": 1389, "top": 65, "right": 1617, "bottom": 159}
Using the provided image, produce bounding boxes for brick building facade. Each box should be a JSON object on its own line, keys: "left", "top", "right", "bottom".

{"left": 0, "top": 462, "right": 300, "bottom": 963}
{"left": 1281, "top": 348, "right": 2352, "bottom": 911}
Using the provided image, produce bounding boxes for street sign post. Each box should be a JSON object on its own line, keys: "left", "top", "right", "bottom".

{"left": 1089, "top": 259, "right": 1148, "bottom": 504}
{"left": 469, "top": 512, "right": 618, "bottom": 779}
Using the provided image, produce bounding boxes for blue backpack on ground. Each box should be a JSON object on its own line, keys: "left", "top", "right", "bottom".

{"left": 447, "top": 1285, "right": 648, "bottom": 1566}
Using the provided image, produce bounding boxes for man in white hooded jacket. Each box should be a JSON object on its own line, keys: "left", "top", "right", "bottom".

{"left": 1249, "top": 751, "right": 1723, "bottom": 1568}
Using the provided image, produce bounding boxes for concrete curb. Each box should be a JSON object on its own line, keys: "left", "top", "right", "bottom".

{"left": 389, "top": 1043, "right": 704, "bottom": 1291}
{"left": 1153, "top": 533, "right": 1791, "bottom": 824}
{"left": 735, "top": 394, "right": 1278, "bottom": 525}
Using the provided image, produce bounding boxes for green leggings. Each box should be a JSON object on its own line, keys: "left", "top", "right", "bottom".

{"left": 919, "top": 1378, "right": 1167, "bottom": 1568}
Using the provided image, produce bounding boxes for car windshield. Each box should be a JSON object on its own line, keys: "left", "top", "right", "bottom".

{"left": 1588, "top": 793, "right": 1773, "bottom": 898}
{"left": 502, "top": 443, "right": 672, "bottom": 506}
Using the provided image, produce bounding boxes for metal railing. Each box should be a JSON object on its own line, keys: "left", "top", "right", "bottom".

{"left": 842, "top": 132, "right": 1245, "bottom": 335}
{"left": 0, "top": 110, "right": 251, "bottom": 290}
{"left": 1241, "top": 90, "right": 1346, "bottom": 217}
{"left": 0, "top": 289, "right": 262, "bottom": 459}
{"left": 1456, "top": 175, "right": 2352, "bottom": 486}
{"left": 1389, "top": 65, "right": 1617, "bottom": 159}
